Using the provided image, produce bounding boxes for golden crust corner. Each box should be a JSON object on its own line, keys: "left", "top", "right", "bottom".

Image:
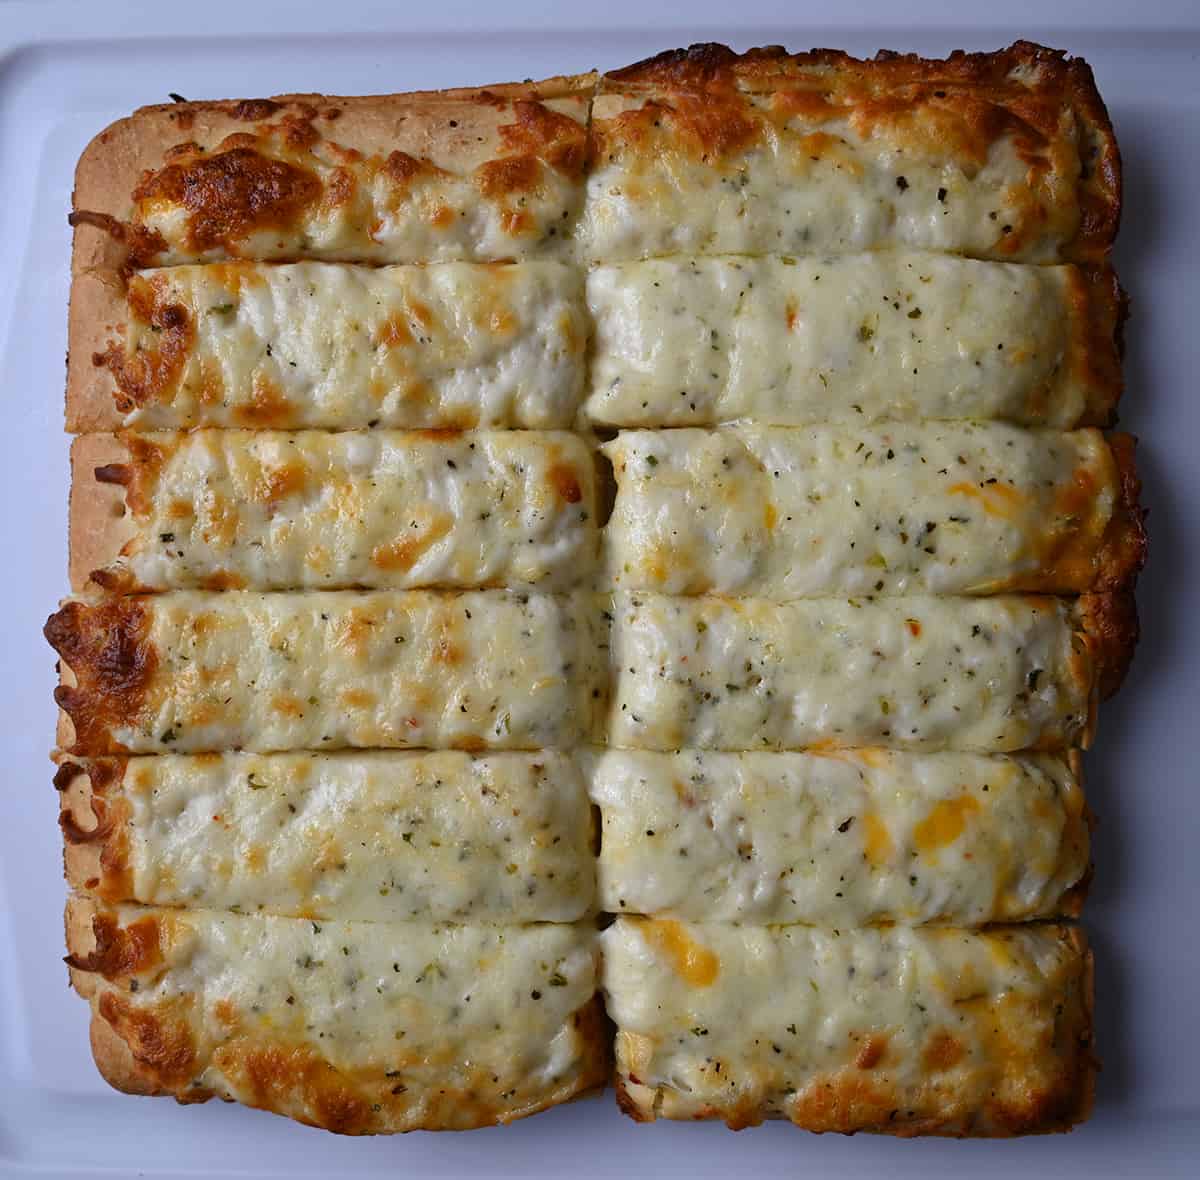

{"left": 1080, "top": 588, "right": 1140, "bottom": 700}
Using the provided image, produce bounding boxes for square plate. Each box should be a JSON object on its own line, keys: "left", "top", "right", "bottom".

{"left": 1, "top": 2, "right": 1197, "bottom": 1175}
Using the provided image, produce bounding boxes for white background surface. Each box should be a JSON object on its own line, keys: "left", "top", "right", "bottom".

{"left": 1, "top": 1, "right": 1197, "bottom": 1175}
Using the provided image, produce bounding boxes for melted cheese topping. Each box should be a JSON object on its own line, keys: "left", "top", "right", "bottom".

{"left": 583, "top": 89, "right": 1090, "bottom": 263}
{"left": 602, "top": 918, "right": 1091, "bottom": 1131}
{"left": 606, "top": 592, "right": 1092, "bottom": 753}
{"left": 587, "top": 748, "right": 1087, "bottom": 924}
{"left": 584, "top": 255, "right": 1104, "bottom": 428}
{"left": 113, "top": 262, "right": 586, "bottom": 429}
{"left": 83, "top": 905, "right": 600, "bottom": 1131}
{"left": 603, "top": 424, "right": 1117, "bottom": 597}
{"left": 113, "top": 590, "right": 602, "bottom": 753}
{"left": 115, "top": 430, "right": 596, "bottom": 592}
{"left": 132, "top": 96, "right": 588, "bottom": 265}
{"left": 114, "top": 751, "right": 593, "bottom": 922}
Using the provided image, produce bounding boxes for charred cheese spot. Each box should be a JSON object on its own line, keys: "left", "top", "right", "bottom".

{"left": 407, "top": 300, "right": 434, "bottom": 330}
{"left": 322, "top": 166, "right": 357, "bottom": 212}
{"left": 477, "top": 155, "right": 541, "bottom": 200}
{"left": 98, "top": 992, "right": 198, "bottom": 1086}
{"left": 114, "top": 433, "right": 178, "bottom": 517}
{"left": 854, "top": 1034, "right": 888, "bottom": 1070}
{"left": 272, "top": 694, "right": 308, "bottom": 718}
{"left": 232, "top": 98, "right": 283, "bottom": 121}
{"left": 790, "top": 1069, "right": 896, "bottom": 1133}
{"left": 204, "top": 495, "right": 240, "bottom": 549}
{"left": 383, "top": 150, "right": 444, "bottom": 187}
{"left": 68, "top": 209, "right": 168, "bottom": 267}
{"left": 200, "top": 571, "right": 249, "bottom": 591}
{"left": 233, "top": 374, "right": 293, "bottom": 427}
{"left": 195, "top": 356, "right": 225, "bottom": 407}
{"left": 547, "top": 463, "right": 583, "bottom": 504}
{"left": 374, "top": 314, "right": 413, "bottom": 349}
{"left": 640, "top": 918, "right": 720, "bottom": 987}
{"left": 913, "top": 795, "right": 982, "bottom": 856}
{"left": 255, "top": 459, "right": 310, "bottom": 512}
{"left": 497, "top": 101, "right": 588, "bottom": 178}
{"left": 370, "top": 513, "right": 453, "bottom": 572}
{"left": 67, "top": 910, "right": 162, "bottom": 979}
{"left": 597, "top": 95, "right": 760, "bottom": 165}
{"left": 134, "top": 146, "right": 323, "bottom": 255}
{"left": 213, "top": 1039, "right": 372, "bottom": 1134}
{"left": 45, "top": 599, "right": 157, "bottom": 756}
{"left": 97, "top": 276, "right": 196, "bottom": 411}
{"left": 923, "top": 1030, "right": 967, "bottom": 1070}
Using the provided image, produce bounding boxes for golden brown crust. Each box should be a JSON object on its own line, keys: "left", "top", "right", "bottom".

{"left": 612, "top": 40, "right": 1083, "bottom": 90}
{"left": 89, "top": 1007, "right": 178, "bottom": 1098}
{"left": 55, "top": 758, "right": 132, "bottom": 899}
{"left": 1076, "top": 930, "right": 1099, "bottom": 1127}
{"left": 598, "top": 40, "right": 1120, "bottom": 264}
{"left": 1079, "top": 589, "right": 1140, "bottom": 701}
{"left": 612, "top": 1074, "right": 652, "bottom": 1122}
{"left": 65, "top": 269, "right": 127, "bottom": 432}
{"left": 69, "top": 435, "right": 137, "bottom": 592}
{"left": 1095, "top": 433, "right": 1147, "bottom": 593}
{"left": 1071, "top": 266, "right": 1127, "bottom": 428}
{"left": 71, "top": 76, "right": 596, "bottom": 272}
{"left": 86, "top": 272, "right": 199, "bottom": 426}
{"left": 45, "top": 597, "right": 156, "bottom": 756}
{"left": 64, "top": 895, "right": 164, "bottom": 981}
{"left": 67, "top": 899, "right": 188, "bottom": 1103}
{"left": 64, "top": 893, "right": 100, "bottom": 998}
{"left": 1059, "top": 861, "right": 1093, "bottom": 920}
{"left": 1024, "top": 431, "right": 1144, "bottom": 598}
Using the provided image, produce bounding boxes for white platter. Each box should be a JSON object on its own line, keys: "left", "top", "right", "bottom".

{"left": 1, "top": 1, "right": 1198, "bottom": 1175}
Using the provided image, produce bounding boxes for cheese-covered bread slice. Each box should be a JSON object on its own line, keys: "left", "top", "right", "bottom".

{"left": 606, "top": 592, "right": 1133, "bottom": 753}
{"left": 584, "top": 42, "right": 1118, "bottom": 263}
{"left": 603, "top": 917, "right": 1094, "bottom": 1134}
{"left": 46, "top": 591, "right": 604, "bottom": 755}
{"left": 603, "top": 426, "right": 1143, "bottom": 597}
{"left": 584, "top": 255, "right": 1123, "bottom": 428}
{"left": 70, "top": 80, "right": 593, "bottom": 271}
{"left": 67, "top": 262, "right": 586, "bottom": 432}
{"left": 71, "top": 430, "right": 597, "bottom": 594}
{"left": 587, "top": 748, "right": 1088, "bottom": 924}
{"left": 57, "top": 751, "right": 594, "bottom": 922}
{"left": 67, "top": 899, "right": 605, "bottom": 1133}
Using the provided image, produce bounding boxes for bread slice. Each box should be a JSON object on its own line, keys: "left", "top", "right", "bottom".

{"left": 67, "top": 897, "right": 607, "bottom": 1132}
